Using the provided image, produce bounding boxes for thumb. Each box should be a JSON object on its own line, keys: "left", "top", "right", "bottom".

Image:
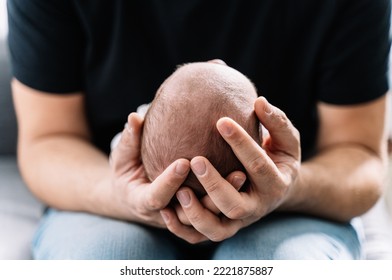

{"left": 110, "top": 113, "right": 144, "bottom": 174}
{"left": 254, "top": 97, "right": 301, "bottom": 160}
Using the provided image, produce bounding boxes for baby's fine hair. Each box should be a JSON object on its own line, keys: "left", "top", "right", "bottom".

{"left": 141, "top": 62, "right": 260, "bottom": 196}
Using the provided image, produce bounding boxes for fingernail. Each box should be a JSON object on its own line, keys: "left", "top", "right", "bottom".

{"left": 217, "top": 119, "right": 233, "bottom": 136}
{"left": 191, "top": 158, "right": 206, "bottom": 176}
{"left": 161, "top": 211, "right": 170, "bottom": 223}
{"left": 175, "top": 161, "right": 189, "bottom": 176}
{"left": 177, "top": 190, "right": 191, "bottom": 206}
{"left": 262, "top": 97, "right": 273, "bottom": 115}
{"left": 233, "top": 175, "right": 246, "bottom": 189}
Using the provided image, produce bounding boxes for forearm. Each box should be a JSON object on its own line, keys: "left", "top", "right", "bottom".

{"left": 18, "top": 134, "right": 114, "bottom": 217}
{"left": 11, "top": 81, "right": 182, "bottom": 226}
{"left": 281, "top": 144, "right": 387, "bottom": 222}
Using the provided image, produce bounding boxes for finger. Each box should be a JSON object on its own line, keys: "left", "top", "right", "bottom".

{"left": 144, "top": 159, "right": 190, "bottom": 210}
{"left": 110, "top": 113, "right": 144, "bottom": 174}
{"left": 176, "top": 187, "right": 243, "bottom": 242}
{"left": 175, "top": 203, "right": 192, "bottom": 226}
{"left": 162, "top": 168, "right": 246, "bottom": 227}
{"left": 254, "top": 97, "right": 301, "bottom": 159}
{"left": 160, "top": 208, "right": 208, "bottom": 244}
{"left": 190, "top": 157, "right": 256, "bottom": 220}
{"left": 226, "top": 171, "right": 247, "bottom": 191}
{"left": 216, "top": 117, "right": 279, "bottom": 184}
{"left": 200, "top": 171, "right": 247, "bottom": 215}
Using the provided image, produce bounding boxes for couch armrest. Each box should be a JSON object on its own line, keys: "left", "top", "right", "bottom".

{"left": 361, "top": 196, "right": 392, "bottom": 259}
{"left": 0, "top": 38, "right": 17, "bottom": 155}
{"left": 0, "top": 156, "right": 43, "bottom": 259}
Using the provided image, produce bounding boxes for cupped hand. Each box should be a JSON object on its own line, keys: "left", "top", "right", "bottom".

{"left": 160, "top": 97, "right": 301, "bottom": 243}
{"left": 109, "top": 113, "right": 191, "bottom": 228}
{"left": 172, "top": 171, "right": 247, "bottom": 226}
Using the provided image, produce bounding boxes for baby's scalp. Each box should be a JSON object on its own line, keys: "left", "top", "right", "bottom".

{"left": 141, "top": 62, "right": 261, "bottom": 196}
{"left": 162, "top": 62, "right": 257, "bottom": 103}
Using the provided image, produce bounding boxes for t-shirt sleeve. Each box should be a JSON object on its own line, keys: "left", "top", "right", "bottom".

{"left": 7, "top": 0, "right": 84, "bottom": 93}
{"left": 317, "top": 0, "right": 390, "bottom": 105}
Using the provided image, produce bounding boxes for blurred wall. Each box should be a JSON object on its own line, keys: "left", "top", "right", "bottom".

{"left": 0, "top": 0, "right": 7, "bottom": 39}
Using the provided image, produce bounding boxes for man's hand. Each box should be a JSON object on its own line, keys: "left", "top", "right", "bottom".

{"left": 109, "top": 113, "right": 191, "bottom": 228}
{"left": 161, "top": 97, "right": 301, "bottom": 243}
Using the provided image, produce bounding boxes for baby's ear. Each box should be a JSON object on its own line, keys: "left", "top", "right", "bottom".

{"left": 207, "top": 59, "right": 227, "bottom": 65}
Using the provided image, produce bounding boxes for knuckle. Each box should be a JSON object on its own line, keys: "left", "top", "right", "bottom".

{"left": 187, "top": 235, "right": 204, "bottom": 245}
{"left": 204, "top": 177, "right": 221, "bottom": 194}
{"left": 293, "top": 127, "right": 300, "bottom": 141}
{"left": 231, "top": 134, "right": 248, "bottom": 150}
{"left": 158, "top": 175, "right": 180, "bottom": 194}
{"left": 209, "top": 228, "right": 234, "bottom": 242}
{"left": 226, "top": 204, "right": 249, "bottom": 219}
{"left": 274, "top": 113, "right": 291, "bottom": 130}
{"left": 248, "top": 156, "right": 268, "bottom": 176}
{"left": 289, "top": 126, "right": 301, "bottom": 148}
{"left": 209, "top": 232, "right": 225, "bottom": 242}
{"left": 145, "top": 193, "right": 165, "bottom": 210}
{"left": 162, "top": 179, "right": 175, "bottom": 191}
{"left": 188, "top": 211, "right": 204, "bottom": 226}
{"left": 135, "top": 204, "right": 150, "bottom": 219}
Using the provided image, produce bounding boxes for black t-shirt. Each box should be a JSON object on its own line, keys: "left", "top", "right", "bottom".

{"left": 7, "top": 0, "right": 391, "bottom": 158}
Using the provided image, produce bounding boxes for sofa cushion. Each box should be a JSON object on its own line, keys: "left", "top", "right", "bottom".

{"left": 0, "top": 38, "right": 17, "bottom": 155}
{"left": 0, "top": 156, "right": 43, "bottom": 259}
{"left": 361, "top": 197, "right": 392, "bottom": 259}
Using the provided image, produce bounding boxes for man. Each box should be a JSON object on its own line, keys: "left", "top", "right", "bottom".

{"left": 8, "top": 0, "right": 390, "bottom": 259}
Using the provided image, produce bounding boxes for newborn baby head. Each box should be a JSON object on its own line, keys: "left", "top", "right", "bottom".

{"left": 141, "top": 62, "right": 260, "bottom": 197}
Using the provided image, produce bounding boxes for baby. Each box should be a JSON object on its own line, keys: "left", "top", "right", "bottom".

{"left": 140, "top": 62, "right": 261, "bottom": 197}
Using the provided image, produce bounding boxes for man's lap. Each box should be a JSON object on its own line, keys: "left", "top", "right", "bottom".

{"left": 33, "top": 209, "right": 180, "bottom": 259}
{"left": 213, "top": 213, "right": 362, "bottom": 259}
{"left": 32, "top": 208, "right": 362, "bottom": 260}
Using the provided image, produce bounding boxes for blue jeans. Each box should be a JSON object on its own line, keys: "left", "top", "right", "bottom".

{"left": 32, "top": 208, "right": 363, "bottom": 259}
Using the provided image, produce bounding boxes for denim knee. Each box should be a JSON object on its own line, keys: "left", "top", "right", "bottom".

{"left": 213, "top": 214, "right": 362, "bottom": 260}
{"left": 32, "top": 209, "right": 177, "bottom": 259}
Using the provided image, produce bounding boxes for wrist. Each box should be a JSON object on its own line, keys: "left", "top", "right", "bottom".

{"left": 278, "top": 164, "right": 309, "bottom": 212}
{"left": 85, "top": 171, "right": 119, "bottom": 218}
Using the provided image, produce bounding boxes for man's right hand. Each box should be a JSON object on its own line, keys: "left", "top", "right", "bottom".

{"left": 109, "top": 113, "right": 191, "bottom": 227}
{"left": 12, "top": 79, "right": 191, "bottom": 229}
